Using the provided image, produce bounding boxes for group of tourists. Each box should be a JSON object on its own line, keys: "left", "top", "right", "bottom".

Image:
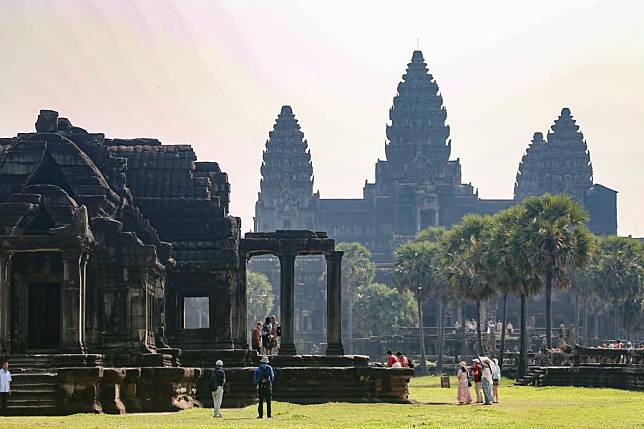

{"left": 209, "top": 355, "right": 275, "bottom": 419}
{"left": 461, "top": 319, "right": 514, "bottom": 335}
{"left": 251, "top": 315, "right": 281, "bottom": 356}
{"left": 385, "top": 350, "right": 413, "bottom": 368}
{"left": 456, "top": 357, "right": 501, "bottom": 405}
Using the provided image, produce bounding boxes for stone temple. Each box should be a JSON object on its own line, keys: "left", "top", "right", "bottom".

{"left": 255, "top": 50, "right": 617, "bottom": 264}
{"left": 251, "top": 50, "right": 618, "bottom": 350}
{"left": 0, "top": 110, "right": 411, "bottom": 415}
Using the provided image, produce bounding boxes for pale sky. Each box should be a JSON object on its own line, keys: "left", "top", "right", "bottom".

{"left": 0, "top": 1, "right": 642, "bottom": 236}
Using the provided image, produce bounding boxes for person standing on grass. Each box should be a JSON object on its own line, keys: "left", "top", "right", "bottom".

{"left": 210, "top": 360, "right": 225, "bottom": 418}
{"left": 471, "top": 358, "right": 483, "bottom": 403}
{"left": 254, "top": 355, "right": 274, "bottom": 419}
{"left": 492, "top": 357, "right": 501, "bottom": 403}
{"left": 456, "top": 361, "right": 472, "bottom": 405}
{"left": 0, "top": 361, "right": 11, "bottom": 416}
{"left": 480, "top": 358, "right": 494, "bottom": 405}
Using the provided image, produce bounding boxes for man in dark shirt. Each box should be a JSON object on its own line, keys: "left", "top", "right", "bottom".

{"left": 253, "top": 355, "right": 274, "bottom": 419}
{"left": 210, "top": 360, "right": 225, "bottom": 418}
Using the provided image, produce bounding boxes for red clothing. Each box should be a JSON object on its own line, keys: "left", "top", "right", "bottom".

{"left": 472, "top": 362, "right": 482, "bottom": 382}
{"left": 399, "top": 355, "right": 410, "bottom": 368}
{"left": 251, "top": 327, "right": 262, "bottom": 347}
{"left": 386, "top": 355, "right": 399, "bottom": 367}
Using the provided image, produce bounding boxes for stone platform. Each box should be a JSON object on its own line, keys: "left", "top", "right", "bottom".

{"left": 196, "top": 365, "right": 413, "bottom": 408}
{"left": 516, "top": 364, "right": 644, "bottom": 390}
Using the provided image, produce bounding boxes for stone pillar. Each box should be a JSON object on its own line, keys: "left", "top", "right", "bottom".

{"left": 61, "top": 252, "right": 87, "bottom": 353}
{"left": 0, "top": 253, "right": 11, "bottom": 353}
{"left": 278, "top": 253, "right": 296, "bottom": 355}
{"left": 325, "top": 250, "right": 344, "bottom": 355}
{"left": 237, "top": 255, "right": 249, "bottom": 348}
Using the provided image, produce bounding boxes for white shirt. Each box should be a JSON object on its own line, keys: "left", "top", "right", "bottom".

{"left": 0, "top": 369, "right": 11, "bottom": 393}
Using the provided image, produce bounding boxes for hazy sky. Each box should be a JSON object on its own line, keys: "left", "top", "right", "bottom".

{"left": 1, "top": 1, "right": 642, "bottom": 236}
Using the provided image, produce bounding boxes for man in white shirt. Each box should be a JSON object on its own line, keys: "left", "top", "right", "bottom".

{"left": 0, "top": 360, "right": 11, "bottom": 416}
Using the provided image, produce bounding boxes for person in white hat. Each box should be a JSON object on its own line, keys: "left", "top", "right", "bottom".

{"left": 254, "top": 355, "right": 274, "bottom": 418}
{"left": 210, "top": 360, "right": 225, "bottom": 418}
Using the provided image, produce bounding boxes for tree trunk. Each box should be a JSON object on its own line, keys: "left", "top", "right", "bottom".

{"left": 593, "top": 305, "right": 599, "bottom": 340}
{"left": 518, "top": 291, "right": 528, "bottom": 379}
{"left": 347, "top": 290, "right": 353, "bottom": 354}
{"left": 476, "top": 300, "right": 484, "bottom": 356}
{"left": 545, "top": 269, "right": 553, "bottom": 348}
{"left": 437, "top": 299, "right": 446, "bottom": 374}
{"left": 582, "top": 294, "right": 588, "bottom": 346}
{"left": 499, "top": 292, "right": 508, "bottom": 371}
{"left": 460, "top": 303, "right": 467, "bottom": 360}
{"left": 575, "top": 292, "right": 580, "bottom": 344}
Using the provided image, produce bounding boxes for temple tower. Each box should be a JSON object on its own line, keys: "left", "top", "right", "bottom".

{"left": 515, "top": 107, "right": 593, "bottom": 202}
{"left": 254, "top": 106, "right": 318, "bottom": 232}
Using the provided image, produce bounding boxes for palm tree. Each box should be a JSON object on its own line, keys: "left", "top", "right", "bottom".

{"left": 484, "top": 207, "right": 523, "bottom": 370}
{"left": 586, "top": 236, "right": 643, "bottom": 342}
{"left": 518, "top": 194, "right": 595, "bottom": 348}
{"left": 443, "top": 214, "right": 496, "bottom": 356}
{"left": 394, "top": 238, "right": 446, "bottom": 372}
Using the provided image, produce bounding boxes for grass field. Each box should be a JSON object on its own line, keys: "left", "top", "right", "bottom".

{"left": 2, "top": 376, "right": 643, "bottom": 428}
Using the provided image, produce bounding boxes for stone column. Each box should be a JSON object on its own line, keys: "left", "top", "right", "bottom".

{"left": 61, "top": 252, "right": 87, "bottom": 353}
{"left": 236, "top": 254, "right": 249, "bottom": 348}
{"left": 278, "top": 253, "right": 296, "bottom": 355}
{"left": 0, "top": 253, "right": 11, "bottom": 353}
{"left": 325, "top": 250, "right": 344, "bottom": 355}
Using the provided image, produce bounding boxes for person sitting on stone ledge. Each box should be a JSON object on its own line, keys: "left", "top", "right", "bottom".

{"left": 396, "top": 352, "right": 410, "bottom": 368}
{"left": 386, "top": 351, "right": 400, "bottom": 367}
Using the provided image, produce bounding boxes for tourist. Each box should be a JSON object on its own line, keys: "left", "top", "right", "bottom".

{"left": 614, "top": 339, "right": 622, "bottom": 349}
{"left": 270, "top": 314, "right": 281, "bottom": 350}
{"left": 480, "top": 357, "right": 494, "bottom": 405}
{"left": 0, "top": 361, "right": 10, "bottom": 417}
{"left": 506, "top": 322, "right": 514, "bottom": 335}
{"left": 210, "top": 360, "right": 225, "bottom": 418}
{"left": 496, "top": 321, "right": 503, "bottom": 334}
{"left": 386, "top": 350, "right": 399, "bottom": 367}
{"left": 608, "top": 341, "right": 615, "bottom": 349}
{"left": 471, "top": 358, "right": 483, "bottom": 403}
{"left": 492, "top": 357, "right": 501, "bottom": 403}
{"left": 262, "top": 317, "right": 273, "bottom": 355}
{"left": 456, "top": 361, "right": 472, "bottom": 405}
{"left": 251, "top": 321, "right": 263, "bottom": 355}
{"left": 254, "top": 356, "right": 274, "bottom": 419}
{"left": 396, "top": 352, "right": 410, "bottom": 368}
{"left": 454, "top": 320, "right": 461, "bottom": 329}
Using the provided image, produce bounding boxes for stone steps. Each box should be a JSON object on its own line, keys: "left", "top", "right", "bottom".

{"left": 7, "top": 372, "right": 60, "bottom": 416}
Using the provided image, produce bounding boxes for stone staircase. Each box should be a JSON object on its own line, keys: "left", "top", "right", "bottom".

{"left": 4, "top": 354, "right": 60, "bottom": 416}
{"left": 514, "top": 366, "right": 546, "bottom": 386}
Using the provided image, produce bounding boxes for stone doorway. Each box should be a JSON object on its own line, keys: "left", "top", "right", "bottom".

{"left": 27, "top": 282, "right": 61, "bottom": 350}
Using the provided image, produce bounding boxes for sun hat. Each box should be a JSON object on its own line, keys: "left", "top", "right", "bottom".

{"left": 459, "top": 361, "right": 467, "bottom": 368}
{"left": 216, "top": 360, "right": 223, "bottom": 367}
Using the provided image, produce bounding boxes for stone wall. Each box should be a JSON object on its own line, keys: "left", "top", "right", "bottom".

{"left": 196, "top": 366, "right": 413, "bottom": 408}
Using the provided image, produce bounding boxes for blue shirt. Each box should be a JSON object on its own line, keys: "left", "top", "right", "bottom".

{"left": 253, "top": 364, "right": 274, "bottom": 384}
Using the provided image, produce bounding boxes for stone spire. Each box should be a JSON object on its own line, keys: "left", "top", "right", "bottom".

{"left": 385, "top": 50, "right": 451, "bottom": 179}
{"left": 254, "top": 106, "right": 317, "bottom": 231}
{"left": 514, "top": 108, "right": 593, "bottom": 202}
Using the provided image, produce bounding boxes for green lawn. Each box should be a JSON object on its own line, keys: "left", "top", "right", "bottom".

{"left": 2, "top": 376, "right": 643, "bottom": 428}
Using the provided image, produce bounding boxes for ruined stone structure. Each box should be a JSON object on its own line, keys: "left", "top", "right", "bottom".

{"left": 0, "top": 110, "right": 410, "bottom": 415}
{"left": 0, "top": 109, "right": 243, "bottom": 368}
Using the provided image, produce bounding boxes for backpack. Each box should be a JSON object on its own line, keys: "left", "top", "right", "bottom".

{"left": 258, "top": 365, "right": 272, "bottom": 389}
